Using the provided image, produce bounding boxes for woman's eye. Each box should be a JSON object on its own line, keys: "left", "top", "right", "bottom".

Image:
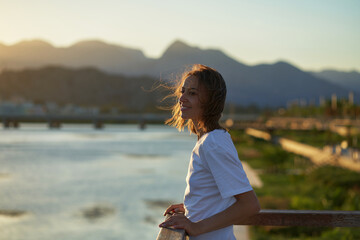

{"left": 189, "top": 92, "right": 196, "bottom": 95}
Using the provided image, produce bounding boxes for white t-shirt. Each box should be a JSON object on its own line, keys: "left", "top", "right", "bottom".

{"left": 184, "top": 129, "right": 253, "bottom": 240}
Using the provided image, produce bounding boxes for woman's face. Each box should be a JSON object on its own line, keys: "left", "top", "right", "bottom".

{"left": 179, "top": 75, "right": 204, "bottom": 123}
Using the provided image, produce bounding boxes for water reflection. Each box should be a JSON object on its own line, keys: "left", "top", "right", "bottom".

{"left": 0, "top": 124, "right": 195, "bottom": 240}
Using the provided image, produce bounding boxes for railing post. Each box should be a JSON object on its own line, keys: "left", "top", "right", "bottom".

{"left": 156, "top": 214, "right": 187, "bottom": 240}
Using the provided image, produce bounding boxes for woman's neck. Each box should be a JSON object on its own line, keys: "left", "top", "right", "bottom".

{"left": 193, "top": 120, "right": 223, "bottom": 140}
{"left": 192, "top": 120, "right": 204, "bottom": 140}
{"left": 197, "top": 130, "right": 205, "bottom": 140}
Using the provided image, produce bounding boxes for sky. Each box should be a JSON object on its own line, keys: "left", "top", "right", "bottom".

{"left": 0, "top": 0, "right": 359, "bottom": 72}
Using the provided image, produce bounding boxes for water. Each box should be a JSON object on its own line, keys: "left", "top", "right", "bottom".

{"left": 0, "top": 124, "right": 196, "bottom": 240}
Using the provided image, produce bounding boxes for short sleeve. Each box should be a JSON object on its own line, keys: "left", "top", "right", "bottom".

{"left": 199, "top": 139, "right": 253, "bottom": 199}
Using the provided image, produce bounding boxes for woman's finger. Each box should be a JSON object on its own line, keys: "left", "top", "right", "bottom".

{"left": 174, "top": 207, "right": 185, "bottom": 213}
{"left": 163, "top": 205, "right": 176, "bottom": 216}
{"left": 163, "top": 204, "right": 183, "bottom": 216}
{"left": 159, "top": 217, "right": 173, "bottom": 227}
{"left": 162, "top": 215, "right": 180, "bottom": 226}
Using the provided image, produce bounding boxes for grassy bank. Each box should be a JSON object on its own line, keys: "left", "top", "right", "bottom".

{"left": 230, "top": 130, "right": 360, "bottom": 240}
{"left": 272, "top": 129, "right": 359, "bottom": 149}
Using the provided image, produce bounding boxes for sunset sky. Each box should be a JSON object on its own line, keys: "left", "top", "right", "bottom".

{"left": 0, "top": 0, "right": 359, "bottom": 71}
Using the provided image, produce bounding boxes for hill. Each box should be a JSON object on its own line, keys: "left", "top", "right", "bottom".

{"left": 0, "top": 39, "right": 352, "bottom": 107}
{"left": 0, "top": 66, "right": 164, "bottom": 112}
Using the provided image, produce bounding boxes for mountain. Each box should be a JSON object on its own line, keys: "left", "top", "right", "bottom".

{"left": 236, "top": 62, "right": 350, "bottom": 106}
{"left": 0, "top": 39, "right": 151, "bottom": 75}
{"left": 0, "top": 66, "right": 163, "bottom": 112}
{"left": 153, "top": 40, "right": 248, "bottom": 77}
{"left": 64, "top": 40, "right": 151, "bottom": 75}
{"left": 0, "top": 39, "right": 353, "bottom": 106}
{"left": 154, "top": 42, "right": 349, "bottom": 106}
{"left": 310, "top": 70, "right": 360, "bottom": 94}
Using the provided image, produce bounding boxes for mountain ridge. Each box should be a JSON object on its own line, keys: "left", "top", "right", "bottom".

{"left": 0, "top": 39, "right": 355, "bottom": 106}
{"left": 310, "top": 69, "right": 360, "bottom": 94}
{"left": 1, "top": 39, "right": 356, "bottom": 72}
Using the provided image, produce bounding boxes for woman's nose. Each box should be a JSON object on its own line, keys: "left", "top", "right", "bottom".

{"left": 179, "top": 93, "right": 186, "bottom": 103}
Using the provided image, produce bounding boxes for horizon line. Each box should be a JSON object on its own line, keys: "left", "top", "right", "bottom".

{"left": 0, "top": 38, "right": 359, "bottom": 73}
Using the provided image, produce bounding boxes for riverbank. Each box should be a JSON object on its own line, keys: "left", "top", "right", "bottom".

{"left": 230, "top": 129, "right": 360, "bottom": 239}
{"left": 0, "top": 210, "right": 28, "bottom": 225}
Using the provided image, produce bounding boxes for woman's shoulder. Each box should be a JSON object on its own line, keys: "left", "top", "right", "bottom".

{"left": 199, "top": 129, "right": 231, "bottom": 148}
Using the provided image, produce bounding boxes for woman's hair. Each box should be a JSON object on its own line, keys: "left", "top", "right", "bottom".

{"left": 165, "top": 64, "right": 227, "bottom": 134}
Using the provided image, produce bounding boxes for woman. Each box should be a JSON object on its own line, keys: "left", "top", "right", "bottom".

{"left": 159, "top": 64, "right": 260, "bottom": 239}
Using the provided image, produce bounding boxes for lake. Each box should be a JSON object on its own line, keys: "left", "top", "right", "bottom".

{"left": 0, "top": 124, "right": 196, "bottom": 240}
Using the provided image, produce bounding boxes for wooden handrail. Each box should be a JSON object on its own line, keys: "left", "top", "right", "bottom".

{"left": 236, "top": 209, "right": 360, "bottom": 227}
{"left": 156, "top": 227, "right": 187, "bottom": 240}
{"left": 156, "top": 214, "right": 187, "bottom": 240}
{"left": 156, "top": 210, "right": 360, "bottom": 240}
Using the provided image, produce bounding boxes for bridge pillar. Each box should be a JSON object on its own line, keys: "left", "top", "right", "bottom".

{"left": 48, "top": 120, "right": 61, "bottom": 129}
{"left": 94, "top": 121, "right": 103, "bottom": 129}
{"left": 3, "top": 118, "right": 10, "bottom": 128}
{"left": 139, "top": 119, "right": 146, "bottom": 130}
{"left": 2, "top": 119, "right": 20, "bottom": 129}
{"left": 13, "top": 121, "right": 20, "bottom": 128}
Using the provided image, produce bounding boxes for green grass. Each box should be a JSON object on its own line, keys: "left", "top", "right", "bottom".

{"left": 273, "top": 129, "right": 356, "bottom": 148}
{"left": 230, "top": 130, "right": 360, "bottom": 239}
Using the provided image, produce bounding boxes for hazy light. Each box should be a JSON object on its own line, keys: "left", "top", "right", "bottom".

{"left": 340, "top": 141, "right": 348, "bottom": 149}
{"left": 0, "top": 0, "right": 359, "bottom": 71}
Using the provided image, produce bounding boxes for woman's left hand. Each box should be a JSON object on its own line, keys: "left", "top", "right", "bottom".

{"left": 158, "top": 213, "right": 202, "bottom": 236}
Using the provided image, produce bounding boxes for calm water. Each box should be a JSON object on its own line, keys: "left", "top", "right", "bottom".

{"left": 0, "top": 124, "right": 196, "bottom": 240}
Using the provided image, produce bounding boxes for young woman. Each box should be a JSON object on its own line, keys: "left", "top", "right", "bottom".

{"left": 159, "top": 64, "right": 260, "bottom": 239}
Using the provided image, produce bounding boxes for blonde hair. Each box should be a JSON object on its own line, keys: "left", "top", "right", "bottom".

{"left": 165, "top": 64, "right": 227, "bottom": 134}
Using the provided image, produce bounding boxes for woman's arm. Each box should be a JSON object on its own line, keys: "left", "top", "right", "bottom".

{"left": 159, "top": 190, "right": 260, "bottom": 236}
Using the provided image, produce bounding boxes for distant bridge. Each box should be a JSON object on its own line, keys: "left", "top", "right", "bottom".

{"left": 0, "top": 113, "right": 260, "bottom": 129}
{"left": 0, "top": 113, "right": 171, "bottom": 129}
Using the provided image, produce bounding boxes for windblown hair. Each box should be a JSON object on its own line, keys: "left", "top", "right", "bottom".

{"left": 165, "top": 64, "right": 227, "bottom": 134}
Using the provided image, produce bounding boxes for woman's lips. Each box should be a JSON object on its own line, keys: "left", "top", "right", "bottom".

{"left": 181, "top": 107, "right": 190, "bottom": 111}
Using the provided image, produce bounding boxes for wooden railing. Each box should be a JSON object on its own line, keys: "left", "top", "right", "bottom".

{"left": 236, "top": 209, "right": 360, "bottom": 227}
{"left": 156, "top": 210, "right": 360, "bottom": 240}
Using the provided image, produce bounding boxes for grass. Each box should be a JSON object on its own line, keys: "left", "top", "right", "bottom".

{"left": 230, "top": 129, "right": 360, "bottom": 240}
{"left": 272, "top": 129, "right": 357, "bottom": 148}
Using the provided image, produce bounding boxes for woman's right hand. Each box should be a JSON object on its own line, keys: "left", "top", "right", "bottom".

{"left": 163, "top": 203, "right": 185, "bottom": 216}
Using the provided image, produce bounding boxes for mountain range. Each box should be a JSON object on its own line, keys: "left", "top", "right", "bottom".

{"left": 0, "top": 39, "right": 358, "bottom": 107}
{"left": 0, "top": 66, "right": 164, "bottom": 112}
{"left": 310, "top": 70, "right": 360, "bottom": 93}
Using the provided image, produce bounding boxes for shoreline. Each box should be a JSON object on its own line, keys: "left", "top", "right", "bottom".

{"left": 0, "top": 210, "right": 28, "bottom": 224}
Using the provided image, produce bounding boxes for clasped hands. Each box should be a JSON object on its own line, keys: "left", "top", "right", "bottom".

{"left": 159, "top": 203, "right": 201, "bottom": 236}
